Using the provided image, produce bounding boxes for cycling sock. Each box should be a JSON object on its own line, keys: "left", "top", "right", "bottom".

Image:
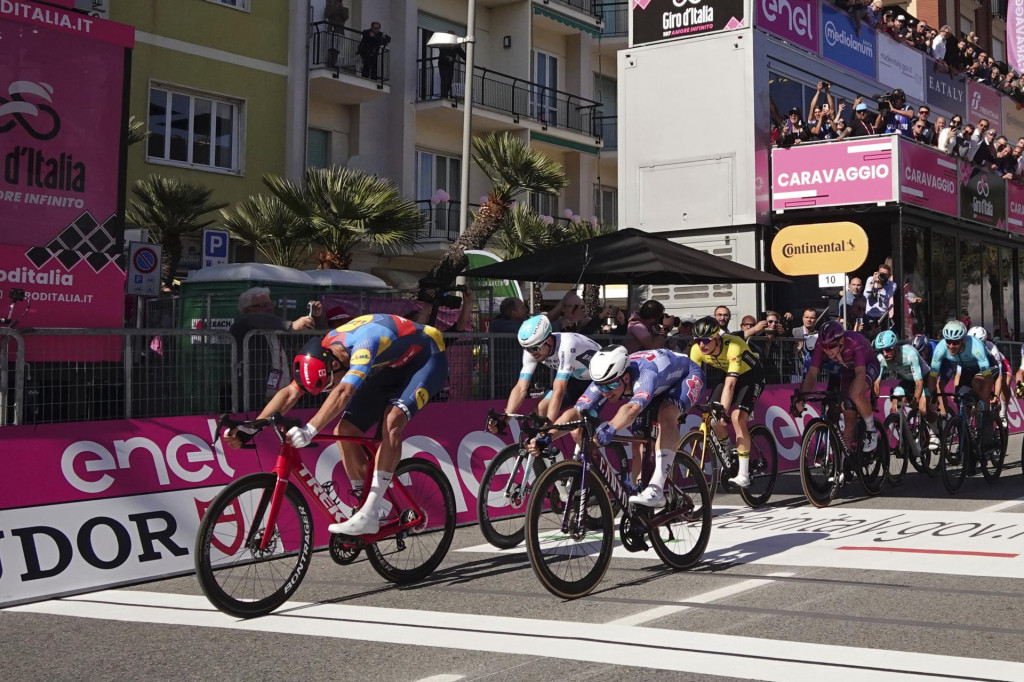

{"left": 737, "top": 448, "right": 750, "bottom": 477}
{"left": 360, "top": 470, "right": 393, "bottom": 516}
{"left": 864, "top": 417, "right": 877, "bottom": 433}
{"left": 999, "top": 399, "right": 1008, "bottom": 421}
{"left": 649, "top": 449, "right": 674, "bottom": 490}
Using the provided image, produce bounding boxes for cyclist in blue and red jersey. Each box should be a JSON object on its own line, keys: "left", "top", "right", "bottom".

{"left": 529, "top": 345, "right": 705, "bottom": 508}
{"left": 223, "top": 313, "right": 448, "bottom": 536}
{"left": 794, "top": 321, "right": 881, "bottom": 453}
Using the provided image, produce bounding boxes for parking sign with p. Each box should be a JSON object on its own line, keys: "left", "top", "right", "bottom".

{"left": 203, "top": 229, "right": 230, "bottom": 268}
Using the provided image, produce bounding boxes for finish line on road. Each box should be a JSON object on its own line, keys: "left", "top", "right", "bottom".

{"left": 460, "top": 506, "right": 1024, "bottom": 578}
{"left": 12, "top": 590, "right": 1024, "bottom": 682}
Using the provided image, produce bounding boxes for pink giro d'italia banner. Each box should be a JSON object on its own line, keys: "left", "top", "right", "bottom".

{"left": 898, "top": 138, "right": 958, "bottom": 215}
{"left": 0, "top": 1, "right": 134, "bottom": 360}
{"left": 1009, "top": 182, "right": 1024, "bottom": 235}
{"left": 6, "top": 391, "right": 1024, "bottom": 607}
{"left": 1010, "top": 0, "right": 1024, "bottom": 74}
{"left": 772, "top": 137, "right": 896, "bottom": 211}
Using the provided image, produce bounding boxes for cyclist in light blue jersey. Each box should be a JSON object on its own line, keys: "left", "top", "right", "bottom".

{"left": 873, "top": 330, "right": 939, "bottom": 449}
{"left": 530, "top": 345, "right": 705, "bottom": 508}
{"left": 928, "top": 320, "right": 997, "bottom": 448}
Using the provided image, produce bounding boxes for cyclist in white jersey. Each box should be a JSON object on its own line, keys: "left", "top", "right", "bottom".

{"left": 968, "top": 326, "right": 1010, "bottom": 426}
{"left": 487, "top": 315, "right": 601, "bottom": 431}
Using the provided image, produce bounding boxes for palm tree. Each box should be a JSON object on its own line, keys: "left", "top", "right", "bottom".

{"left": 219, "top": 194, "right": 318, "bottom": 269}
{"left": 127, "top": 115, "right": 149, "bottom": 146}
{"left": 425, "top": 132, "right": 567, "bottom": 289}
{"left": 552, "top": 217, "right": 616, "bottom": 316}
{"left": 126, "top": 175, "right": 227, "bottom": 289}
{"left": 263, "top": 167, "right": 422, "bottom": 269}
{"left": 495, "top": 204, "right": 558, "bottom": 259}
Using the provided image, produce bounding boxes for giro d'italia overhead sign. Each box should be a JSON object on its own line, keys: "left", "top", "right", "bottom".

{"left": 631, "top": 0, "right": 747, "bottom": 47}
{"left": 770, "top": 222, "right": 868, "bottom": 276}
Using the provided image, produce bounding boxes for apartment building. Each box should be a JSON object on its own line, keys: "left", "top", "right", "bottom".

{"left": 104, "top": 0, "right": 622, "bottom": 287}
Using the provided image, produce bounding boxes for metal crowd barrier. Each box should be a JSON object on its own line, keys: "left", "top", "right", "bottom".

{"left": 2, "top": 327, "right": 1021, "bottom": 426}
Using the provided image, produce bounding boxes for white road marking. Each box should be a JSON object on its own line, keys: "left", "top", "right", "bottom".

{"left": 11, "top": 590, "right": 1024, "bottom": 682}
{"left": 977, "top": 496, "right": 1024, "bottom": 513}
{"left": 605, "top": 572, "right": 795, "bottom": 627}
{"left": 412, "top": 676, "right": 463, "bottom": 682}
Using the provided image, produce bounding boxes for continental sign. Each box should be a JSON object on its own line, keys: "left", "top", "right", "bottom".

{"left": 770, "top": 222, "right": 868, "bottom": 276}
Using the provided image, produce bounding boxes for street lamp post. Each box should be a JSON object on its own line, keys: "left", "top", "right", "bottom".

{"left": 426, "top": 2, "right": 476, "bottom": 236}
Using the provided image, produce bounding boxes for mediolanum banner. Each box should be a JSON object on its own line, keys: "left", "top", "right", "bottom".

{"left": 630, "top": 0, "right": 747, "bottom": 47}
{"left": 821, "top": 3, "right": 875, "bottom": 80}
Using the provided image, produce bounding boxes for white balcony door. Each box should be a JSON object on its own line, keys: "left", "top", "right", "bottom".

{"left": 532, "top": 50, "right": 559, "bottom": 125}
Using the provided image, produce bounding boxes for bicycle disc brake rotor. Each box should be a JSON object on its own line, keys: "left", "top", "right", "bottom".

{"left": 248, "top": 529, "right": 279, "bottom": 559}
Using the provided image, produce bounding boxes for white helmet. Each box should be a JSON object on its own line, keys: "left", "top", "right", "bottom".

{"left": 590, "top": 344, "right": 629, "bottom": 383}
{"left": 967, "top": 326, "right": 988, "bottom": 342}
{"left": 517, "top": 315, "right": 552, "bottom": 348}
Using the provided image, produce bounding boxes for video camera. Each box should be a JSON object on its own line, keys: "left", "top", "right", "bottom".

{"left": 417, "top": 278, "right": 465, "bottom": 309}
{"left": 874, "top": 89, "right": 905, "bottom": 114}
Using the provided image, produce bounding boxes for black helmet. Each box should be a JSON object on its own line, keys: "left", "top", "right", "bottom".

{"left": 693, "top": 316, "right": 720, "bottom": 338}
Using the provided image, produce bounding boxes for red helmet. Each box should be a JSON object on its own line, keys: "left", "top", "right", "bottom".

{"left": 819, "top": 320, "right": 845, "bottom": 346}
{"left": 293, "top": 337, "right": 334, "bottom": 395}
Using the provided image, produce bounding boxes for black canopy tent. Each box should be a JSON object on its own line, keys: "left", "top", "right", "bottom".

{"left": 464, "top": 228, "right": 789, "bottom": 287}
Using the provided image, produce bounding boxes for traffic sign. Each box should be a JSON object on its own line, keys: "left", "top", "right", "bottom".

{"left": 127, "top": 242, "right": 162, "bottom": 297}
{"left": 202, "top": 229, "right": 229, "bottom": 268}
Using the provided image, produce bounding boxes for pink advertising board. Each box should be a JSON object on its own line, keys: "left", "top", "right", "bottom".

{"left": 897, "top": 139, "right": 958, "bottom": 215}
{"left": 756, "top": 0, "right": 818, "bottom": 54}
{"left": 968, "top": 80, "right": 1002, "bottom": 128}
{"left": 1010, "top": 0, "right": 1024, "bottom": 74}
{"left": 7, "top": 390, "right": 1024, "bottom": 606}
{"left": 0, "top": 2, "right": 133, "bottom": 360}
{"left": 771, "top": 137, "right": 896, "bottom": 211}
{"left": 1009, "top": 182, "right": 1024, "bottom": 235}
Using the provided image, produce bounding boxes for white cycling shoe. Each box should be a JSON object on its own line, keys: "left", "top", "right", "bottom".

{"left": 862, "top": 429, "right": 879, "bottom": 453}
{"left": 628, "top": 484, "right": 666, "bottom": 508}
{"left": 928, "top": 433, "right": 940, "bottom": 451}
{"left": 329, "top": 510, "right": 380, "bottom": 536}
{"left": 732, "top": 472, "right": 751, "bottom": 488}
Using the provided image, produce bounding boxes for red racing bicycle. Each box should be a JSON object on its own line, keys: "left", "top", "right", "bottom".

{"left": 194, "top": 413, "right": 456, "bottom": 618}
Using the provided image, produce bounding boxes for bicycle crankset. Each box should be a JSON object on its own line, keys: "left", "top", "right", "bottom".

{"left": 329, "top": 533, "right": 363, "bottom": 565}
{"left": 619, "top": 514, "right": 650, "bottom": 552}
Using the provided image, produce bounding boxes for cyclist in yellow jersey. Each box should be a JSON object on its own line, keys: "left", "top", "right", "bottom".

{"left": 688, "top": 316, "right": 765, "bottom": 487}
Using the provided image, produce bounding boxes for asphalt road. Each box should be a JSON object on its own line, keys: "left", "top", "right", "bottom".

{"left": 6, "top": 436, "right": 1024, "bottom": 682}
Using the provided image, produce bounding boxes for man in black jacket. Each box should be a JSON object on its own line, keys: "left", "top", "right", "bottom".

{"left": 358, "top": 21, "right": 391, "bottom": 79}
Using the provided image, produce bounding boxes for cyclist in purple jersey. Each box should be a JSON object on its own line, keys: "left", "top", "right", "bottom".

{"left": 795, "top": 321, "right": 880, "bottom": 452}
{"left": 529, "top": 345, "right": 705, "bottom": 508}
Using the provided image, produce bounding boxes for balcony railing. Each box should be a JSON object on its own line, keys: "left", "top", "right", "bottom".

{"left": 309, "top": 21, "right": 390, "bottom": 86}
{"left": 596, "top": 114, "right": 617, "bottom": 150}
{"left": 416, "top": 58, "right": 601, "bottom": 138}
{"left": 417, "top": 200, "right": 481, "bottom": 242}
{"left": 596, "top": 1, "right": 627, "bottom": 37}
{"left": 541, "top": 0, "right": 603, "bottom": 18}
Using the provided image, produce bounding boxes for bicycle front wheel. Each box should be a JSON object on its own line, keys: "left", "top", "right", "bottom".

{"left": 676, "top": 429, "right": 719, "bottom": 504}
{"left": 883, "top": 414, "right": 908, "bottom": 486}
{"left": 740, "top": 425, "right": 778, "bottom": 507}
{"left": 650, "top": 452, "right": 712, "bottom": 569}
{"left": 194, "top": 473, "right": 313, "bottom": 618}
{"left": 799, "top": 421, "right": 840, "bottom": 508}
{"left": 366, "top": 459, "right": 456, "bottom": 584}
{"left": 525, "top": 460, "right": 614, "bottom": 599}
{"left": 476, "top": 444, "right": 531, "bottom": 549}
{"left": 981, "top": 418, "right": 1006, "bottom": 483}
{"left": 940, "top": 416, "right": 967, "bottom": 494}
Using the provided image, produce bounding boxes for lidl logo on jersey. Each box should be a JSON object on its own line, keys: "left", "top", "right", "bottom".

{"left": 351, "top": 349, "right": 372, "bottom": 364}
{"left": 338, "top": 316, "right": 373, "bottom": 332}
{"left": 415, "top": 387, "right": 430, "bottom": 409}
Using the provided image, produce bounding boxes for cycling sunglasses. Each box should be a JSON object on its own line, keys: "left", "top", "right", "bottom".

{"left": 823, "top": 340, "right": 842, "bottom": 350}
{"left": 696, "top": 337, "right": 715, "bottom": 345}
{"left": 524, "top": 344, "right": 545, "bottom": 354}
{"left": 596, "top": 379, "right": 622, "bottom": 394}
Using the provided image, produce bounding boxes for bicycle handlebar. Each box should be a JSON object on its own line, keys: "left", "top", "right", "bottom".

{"left": 486, "top": 408, "right": 553, "bottom": 437}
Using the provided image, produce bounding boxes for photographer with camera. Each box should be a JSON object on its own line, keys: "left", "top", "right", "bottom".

{"left": 873, "top": 88, "right": 914, "bottom": 136}
{"left": 357, "top": 21, "right": 391, "bottom": 79}
{"left": 865, "top": 262, "right": 897, "bottom": 329}
{"left": 808, "top": 82, "right": 836, "bottom": 140}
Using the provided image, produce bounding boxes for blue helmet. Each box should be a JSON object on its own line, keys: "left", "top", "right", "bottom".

{"left": 518, "top": 315, "right": 552, "bottom": 348}
{"left": 910, "top": 333, "right": 929, "bottom": 353}
{"left": 942, "top": 320, "right": 967, "bottom": 341}
{"left": 873, "top": 330, "right": 899, "bottom": 350}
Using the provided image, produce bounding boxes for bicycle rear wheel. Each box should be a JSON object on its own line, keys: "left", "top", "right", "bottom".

{"left": 739, "top": 425, "right": 778, "bottom": 507}
{"left": 858, "top": 418, "right": 886, "bottom": 496}
{"left": 525, "top": 460, "right": 614, "bottom": 599}
{"left": 940, "top": 416, "right": 967, "bottom": 494}
{"left": 981, "top": 417, "right": 1006, "bottom": 483}
{"left": 194, "top": 473, "right": 313, "bottom": 618}
{"left": 676, "top": 430, "right": 719, "bottom": 504}
{"left": 883, "top": 414, "right": 907, "bottom": 486}
{"left": 799, "top": 421, "right": 840, "bottom": 508}
{"left": 649, "top": 452, "right": 712, "bottom": 569}
{"left": 476, "top": 444, "right": 530, "bottom": 549}
{"left": 366, "top": 459, "right": 456, "bottom": 584}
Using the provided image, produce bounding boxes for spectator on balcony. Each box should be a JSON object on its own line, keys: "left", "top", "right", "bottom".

{"left": 972, "top": 118, "right": 990, "bottom": 142}
{"left": 892, "top": 15, "right": 910, "bottom": 41}
{"left": 911, "top": 21, "right": 930, "bottom": 53}
{"left": 946, "top": 38, "right": 969, "bottom": 74}
{"left": 849, "top": 100, "right": 876, "bottom": 137}
{"left": 807, "top": 82, "right": 834, "bottom": 125}
{"left": 932, "top": 116, "right": 947, "bottom": 148}
{"left": 908, "top": 119, "right": 931, "bottom": 144}
{"left": 777, "top": 107, "right": 809, "bottom": 147}
{"left": 810, "top": 102, "right": 839, "bottom": 140}
{"left": 834, "top": 112, "right": 852, "bottom": 141}
{"left": 982, "top": 66, "right": 1003, "bottom": 88}
{"left": 931, "top": 25, "right": 951, "bottom": 60}
{"left": 911, "top": 105, "right": 935, "bottom": 143}
{"left": 875, "top": 89, "right": 914, "bottom": 136}
{"left": 433, "top": 31, "right": 466, "bottom": 100}
{"left": 995, "top": 136, "right": 1017, "bottom": 177}
{"left": 864, "top": 0, "right": 883, "bottom": 28}
{"left": 973, "top": 129, "right": 998, "bottom": 168}
{"left": 949, "top": 121, "right": 974, "bottom": 159}
{"left": 325, "top": 0, "right": 349, "bottom": 31}
{"left": 1013, "top": 138, "right": 1024, "bottom": 177}
{"left": 357, "top": 21, "right": 391, "bottom": 80}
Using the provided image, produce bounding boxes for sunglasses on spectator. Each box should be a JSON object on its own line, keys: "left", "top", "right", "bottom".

{"left": 987, "top": 131, "right": 997, "bottom": 136}
{"left": 596, "top": 379, "right": 623, "bottom": 394}
{"left": 767, "top": 318, "right": 779, "bottom": 324}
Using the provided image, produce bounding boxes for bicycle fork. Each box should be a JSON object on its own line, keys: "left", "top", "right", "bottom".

{"left": 563, "top": 458, "right": 590, "bottom": 541}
